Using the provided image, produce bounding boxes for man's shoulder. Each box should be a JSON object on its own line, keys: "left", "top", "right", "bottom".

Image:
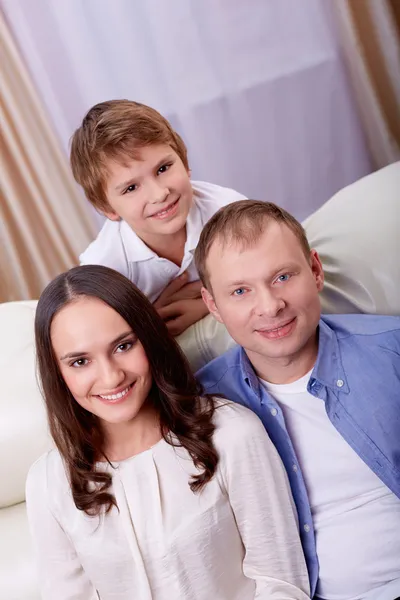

{"left": 196, "top": 345, "right": 243, "bottom": 391}
{"left": 79, "top": 219, "right": 129, "bottom": 275}
{"left": 323, "top": 313, "right": 400, "bottom": 343}
{"left": 192, "top": 180, "right": 246, "bottom": 218}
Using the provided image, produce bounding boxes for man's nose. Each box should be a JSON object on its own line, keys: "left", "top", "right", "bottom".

{"left": 254, "top": 287, "right": 285, "bottom": 318}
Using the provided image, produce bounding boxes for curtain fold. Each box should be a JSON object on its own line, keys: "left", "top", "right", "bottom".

{"left": 332, "top": 0, "right": 400, "bottom": 168}
{"left": 0, "top": 11, "right": 97, "bottom": 302}
{"left": 0, "top": 0, "right": 372, "bottom": 223}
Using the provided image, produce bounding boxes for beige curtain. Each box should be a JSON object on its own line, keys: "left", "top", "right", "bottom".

{"left": 332, "top": 0, "right": 400, "bottom": 169}
{"left": 0, "top": 11, "right": 97, "bottom": 303}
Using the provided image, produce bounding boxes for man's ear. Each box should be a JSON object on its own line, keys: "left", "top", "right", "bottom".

{"left": 201, "top": 287, "right": 224, "bottom": 324}
{"left": 310, "top": 249, "right": 324, "bottom": 292}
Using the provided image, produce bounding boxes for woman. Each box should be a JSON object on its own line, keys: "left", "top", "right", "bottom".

{"left": 27, "top": 264, "right": 310, "bottom": 600}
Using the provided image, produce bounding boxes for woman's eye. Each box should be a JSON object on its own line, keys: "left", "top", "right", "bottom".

{"left": 124, "top": 184, "right": 137, "bottom": 194}
{"left": 116, "top": 342, "right": 133, "bottom": 353}
{"left": 71, "top": 358, "right": 88, "bottom": 368}
{"left": 157, "top": 163, "right": 171, "bottom": 175}
{"left": 233, "top": 288, "right": 246, "bottom": 296}
{"left": 277, "top": 274, "right": 290, "bottom": 283}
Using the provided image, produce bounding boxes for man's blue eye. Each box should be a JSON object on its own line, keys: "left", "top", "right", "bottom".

{"left": 233, "top": 288, "right": 246, "bottom": 296}
{"left": 277, "top": 274, "right": 290, "bottom": 282}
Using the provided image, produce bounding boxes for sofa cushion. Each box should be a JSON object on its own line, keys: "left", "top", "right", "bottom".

{"left": 0, "top": 302, "right": 51, "bottom": 508}
{"left": 0, "top": 502, "right": 40, "bottom": 599}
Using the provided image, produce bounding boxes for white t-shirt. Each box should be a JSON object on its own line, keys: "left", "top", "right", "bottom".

{"left": 80, "top": 180, "right": 246, "bottom": 302}
{"left": 260, "top": 372, "right": 400, "bottom": 600}
{"left": 26, "top": 401, "right": 309, "bottom": 600}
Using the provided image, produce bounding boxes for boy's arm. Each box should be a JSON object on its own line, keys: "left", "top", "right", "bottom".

{"left": 154, "top": 275, "right": 209, "bottom": 336}
{"left": 157, "top": 297, "right": 209, "bottom": 337}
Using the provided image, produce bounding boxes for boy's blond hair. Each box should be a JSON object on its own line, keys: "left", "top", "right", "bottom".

{"left": 70, "top": 100, "right": 189, "bottom": 211}
{"left": 195, "top": 200, "right": 311, "bottom": 291}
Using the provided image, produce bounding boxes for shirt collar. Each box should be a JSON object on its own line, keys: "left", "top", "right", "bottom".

{"left": 312, "top": 317, "right": 349, "bottom": 393}
{"left": 238, "top": 317, "right": 349, "bottom": 394}
{"left": 185, "top": 198, "right": 203, "bottom": 254}
{"left": 120, "top": 220, "right": 157, "bottom": 262}
{"left": 116, "top": 195, "right": 202, "bottom": 262}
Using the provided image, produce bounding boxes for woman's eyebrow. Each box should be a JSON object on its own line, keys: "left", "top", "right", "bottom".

{"left": 59, "top": 330, "right": 133, "bottom": 361}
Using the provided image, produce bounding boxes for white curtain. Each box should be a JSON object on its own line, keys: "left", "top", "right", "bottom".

{"left": 1, "top": 0, "right": 372, "bottom": 222}
{"left": 332, "top": 0, "right": 400, "bottom": 169}
{"left": 0, "top": 10, "right": 97, "bottom": 302}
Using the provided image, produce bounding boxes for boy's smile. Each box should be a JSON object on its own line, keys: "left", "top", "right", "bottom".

{"left": 103, "top": 144, "right": 193, "bottom": 254}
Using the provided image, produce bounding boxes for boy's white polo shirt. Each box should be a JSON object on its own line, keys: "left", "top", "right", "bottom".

{"left": 80, "top": 180, "right": 246, "bottom": 302}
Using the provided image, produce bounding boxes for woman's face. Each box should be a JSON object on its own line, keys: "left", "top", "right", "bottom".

{"left": 51, "top": 296, "right": 152, "bottom": 427}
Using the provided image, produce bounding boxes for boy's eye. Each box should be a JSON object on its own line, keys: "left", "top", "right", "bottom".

{"left": 157, "top": 163, "right": 172, "bottom": 175}
{"left": 124, "top": 184, "right": 137, "bottom": 194}
{"left": 115, "top": 341, "right": 133, "bottom": 353}
{"left": 71, "top": 358, "right": 89, "bottom": 368}
{"left": 233, "top": 288, "right": 246, "bottom": 296}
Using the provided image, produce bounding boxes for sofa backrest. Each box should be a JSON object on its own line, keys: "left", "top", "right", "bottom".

{"left": 0, "top": 301, "right": 52, "bottom": 508}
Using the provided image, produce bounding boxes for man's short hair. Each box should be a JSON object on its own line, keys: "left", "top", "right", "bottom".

{"left": 195, "top": 199, "right": 311, "bottom": 290}
{"left": 70, "top": 99, "right": 189, "bottom": 212}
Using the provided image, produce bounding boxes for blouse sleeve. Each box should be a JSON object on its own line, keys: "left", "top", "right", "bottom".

{"left": 26, "top": 454, "right": 98, "bottom": 600}
{"left": 216, "top": 403, "right": 310, "bottom": 599}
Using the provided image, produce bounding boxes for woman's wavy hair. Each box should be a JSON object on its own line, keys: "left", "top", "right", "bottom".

{"left": 35, "top": 265, "right": 218, "bottom": 516}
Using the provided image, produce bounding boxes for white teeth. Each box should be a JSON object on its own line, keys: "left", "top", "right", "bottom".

{"left": 154, "top": 200, "right": 176, "bottom": 217}
{"left": 99, "top": 385, "right": 130, "bottom": 401}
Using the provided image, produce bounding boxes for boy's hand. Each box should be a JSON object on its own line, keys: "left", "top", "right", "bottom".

{"left": 154, "top": 272, "right": 204, "bottom": 308}
{"left": 153, "top": 272, "right": 190, "bottom": 309}
{"left": 154, "top": 273, "right": 209, "bottom": 336}
{"left": 157, "top": 297, "right": 209, "bottom": 337}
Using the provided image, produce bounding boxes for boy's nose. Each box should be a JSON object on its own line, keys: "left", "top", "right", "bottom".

{"left": 147, "top": 181, "right": 169, "bottom": 204}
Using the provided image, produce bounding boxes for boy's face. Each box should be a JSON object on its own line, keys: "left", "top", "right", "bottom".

{"left": 103, "top": 144, "right": 193, "bottom": 246}
{"left": 201, "top": 221, "right": 324, "bottom": 371}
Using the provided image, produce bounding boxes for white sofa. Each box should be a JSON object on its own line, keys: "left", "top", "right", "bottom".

{"left": 0, "top": 162, "right": 399, "bottom": 600}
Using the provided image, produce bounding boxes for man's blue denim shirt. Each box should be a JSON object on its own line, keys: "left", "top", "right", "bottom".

{"left": 196, "top": 314, "right": 400, "bottom": 596}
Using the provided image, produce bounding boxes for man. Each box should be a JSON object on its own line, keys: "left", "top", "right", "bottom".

{"left": 195, "top": 200, "right": 400, "bottom": 600}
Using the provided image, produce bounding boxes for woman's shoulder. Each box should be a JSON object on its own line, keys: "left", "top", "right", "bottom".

{"left": 26, "top": 448, "right": 68, "bottom": 498}
{"left": 211, "top": 398, "right": 266, "bottom": 443}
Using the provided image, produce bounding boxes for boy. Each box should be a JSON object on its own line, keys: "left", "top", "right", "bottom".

{"left": 71, "top": 99, "right": 246, "bottom": 336}
{"left": 195, "top": 200, "right": 400, "bottom": 600}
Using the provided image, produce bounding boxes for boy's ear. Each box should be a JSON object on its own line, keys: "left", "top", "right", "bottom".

{"left": 102, "top": 208, "right": 121, "bottom": 222}
{"left": 201, "top": 287, "right": 224, "bottom": 324}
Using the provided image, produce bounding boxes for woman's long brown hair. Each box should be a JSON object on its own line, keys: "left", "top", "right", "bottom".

{"left": 35, "top": 265, "right": 218, "bottom": 516}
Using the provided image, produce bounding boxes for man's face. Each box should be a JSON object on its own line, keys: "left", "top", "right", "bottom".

{"left": 202, "top": 221, "right": 324, "bottom": 370}
{"left": 103, "top": 144, "right": 193, "bottom": 248}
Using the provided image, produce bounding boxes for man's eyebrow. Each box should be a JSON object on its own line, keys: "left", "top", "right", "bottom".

{"left": 59, "top": 330, "right": 134, "bottom": 361}
{"left": 224, "top": 264, "right": 299, "bottom": 288}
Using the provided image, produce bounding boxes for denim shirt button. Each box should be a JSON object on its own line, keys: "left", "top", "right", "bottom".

{"left": 270, "top": 408, "right": 278, "bottom": 417}
{"left": 336, "top": 379, "right": 344, "bottom": 388}
{"left": 304, "top": 523, "right": 311, "bottom": 533}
